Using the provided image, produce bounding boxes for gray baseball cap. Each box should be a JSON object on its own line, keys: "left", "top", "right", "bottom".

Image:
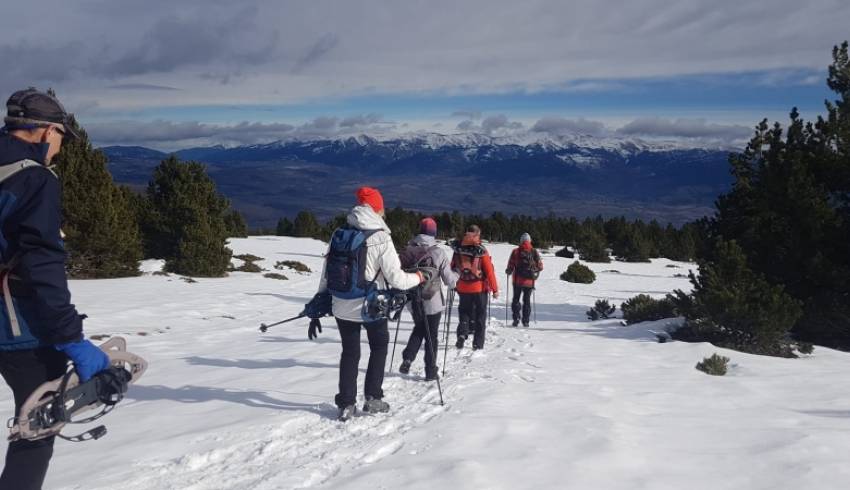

{"left": 4, "top": 88, "right": 80, "bottom": 140}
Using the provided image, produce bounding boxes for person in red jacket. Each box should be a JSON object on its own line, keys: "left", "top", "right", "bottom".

{"left": 450, "top": 224, "right": 498, "bottom": 350}
{"left": 505, "top": 233, "right": 543, "bottom": 327}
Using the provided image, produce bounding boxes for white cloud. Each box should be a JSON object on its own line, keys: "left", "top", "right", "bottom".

{"left": 616, "top": 117, "right": 751, "bottom": 141}
{"left": 0, "top": 0, "right": 844, "bottom": 109}
{"left": 88, "top": 114, "right": 389, "bottom": 149}
{"left": 456, "top": 114, "right": 523, "bottom": 134}
{"left": 531, "top": 117, "right": 607, "bottom": 136}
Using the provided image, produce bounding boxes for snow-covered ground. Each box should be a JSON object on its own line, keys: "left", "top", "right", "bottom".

{"left": 3, "top": 236, "right": 849, "bottom": 489}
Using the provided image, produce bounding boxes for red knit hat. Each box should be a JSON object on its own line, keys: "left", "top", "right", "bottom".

{"left": 419, "top": 217, "right": 437, "bottom": 237}
{"left": 355, "top": 186, "right": 384, "bottom": 213}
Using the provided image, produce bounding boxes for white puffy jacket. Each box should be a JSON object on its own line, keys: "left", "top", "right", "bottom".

{"left": 317, "top": 205, "right": 421, "bottom": 322}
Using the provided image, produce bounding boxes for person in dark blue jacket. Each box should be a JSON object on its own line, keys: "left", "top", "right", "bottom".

{"left": 0, "top": 88, "right": 111, "bottom": 490}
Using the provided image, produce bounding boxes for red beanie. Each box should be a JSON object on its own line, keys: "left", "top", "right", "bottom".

{"left": 356, "top": 186, "right": 384, "bottom": 213}
{"left": 419, "top": 217, "right": 437, "bottom": 237}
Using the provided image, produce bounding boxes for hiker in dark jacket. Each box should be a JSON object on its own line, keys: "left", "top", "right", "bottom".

{"left": 506, "top": 233, "right": 543, "bottom": 327}
{"left": 450, "top": 224, "right": 498, "bottom": 350}
{"left": 398, "top": 218, "right": 458, "bottom": 380}
{"left": 0, "top": 89, "right": 112, "bottom": 490}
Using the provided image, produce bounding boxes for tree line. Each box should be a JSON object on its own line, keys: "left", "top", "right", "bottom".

{"left": 262, "top": 209, "right": 703, "bottom": 263}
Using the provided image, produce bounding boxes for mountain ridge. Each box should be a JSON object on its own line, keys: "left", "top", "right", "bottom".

{"left": 102, "top": 133, "right": 734, "bottom": 227}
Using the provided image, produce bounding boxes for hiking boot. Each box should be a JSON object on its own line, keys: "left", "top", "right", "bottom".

{"left": 455, "top": 337, "right": 465, "bottom": 349}
{"left": 424, "top": 371, "right": 439, "bottom": 381}
{"left": 338, "top": 404, "right": 356, "bottom": 421}
{"left": 399, "top": 359, "right": 411, "bottom": 374}
{"left": 512, "top": 320, "right": 519, "bottom": 327}
{"left": 522, "top": 322, "right": 530, "bottom": 328}
{"left": 363, "top": 397, "right": 390, "bottom": 414}
{"left": 472, "top": 344, "right": 483, "bottom": 351}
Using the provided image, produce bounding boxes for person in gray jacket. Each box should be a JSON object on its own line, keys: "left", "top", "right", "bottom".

{"left": 398, "top": 217, "right": 458, "bottom": 381}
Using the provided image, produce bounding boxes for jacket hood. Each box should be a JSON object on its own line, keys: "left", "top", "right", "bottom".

{"left": 461, "top": 232, "right": 482, "bottom": 247}
{"left": 0, "top": 131, "right": 49, "bottom": 166}
{"left": 409, "top": 234, "right": 437, "bottom": 247}
{"left": 347, "top": 204, "right": 390, "bottom": 233}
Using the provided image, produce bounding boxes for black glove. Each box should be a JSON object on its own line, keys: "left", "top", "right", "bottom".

{"left": 305, "top": 292, "right": 332, "bottom": 319}
{"left": 94, "top": 367, "right": 131, "bottom": 406}
{"left": 308, "top": 318, "right": 322, "bottom": 340}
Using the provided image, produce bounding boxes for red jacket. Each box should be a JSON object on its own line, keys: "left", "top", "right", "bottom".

{"left": 506, "top": 242, "right": 543, "bottom": 288}
{"left": 451, "top": 234, "right": 499, "bottom": 294}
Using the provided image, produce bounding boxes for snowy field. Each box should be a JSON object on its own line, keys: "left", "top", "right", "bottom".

{"left": 3, "top": 236, "right": 849, "bottom": 489}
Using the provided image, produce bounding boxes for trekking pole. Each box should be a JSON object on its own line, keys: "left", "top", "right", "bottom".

{"left": 259, "top": 313, "right": 306, "bottom": 333}
{"left": 505, "top": 274, "right": 510, "bottom": 326}
{"left": 533, "top": 288, "right": 537, "bottom": 325}
{"left": 388, "top": 310, "right": 404, "bottom": 376}
{"left": 442, "top": 289, "right": 454, "bottom": 377}
{"left": 487, "top": 293, "right": 491, "bottom": 327}
{"left": 423, "top": 320, "right": 445, "bottom": 406}
{"left": 410, "top": 290, "right": 444, "bottom": 406}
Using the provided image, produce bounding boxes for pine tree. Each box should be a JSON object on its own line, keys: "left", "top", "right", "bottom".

{"left": 53, "top": 125, "right": 142, "bottom": 278}
{"left": 140, "top": 156, "right": 232, "bottom": 277}
{"left": 710, "top": 42, "right": 850, "bottom": 348}
{"left": 293, "top": 211, "right": 322, "bottom": 238}
{"left": 616, "top": 227, "right": 652, "bottom": 262}
{"left": 576, "top": 228, "right": 610, "bottom": 263}
{"left": 276, "top": 217, "right": 294, "bottom": 236}
{"left": 671, "top": 240, "right": 802, "bottom": 356}
{"left": 224, "top": 210, "right": 247, "bottom": 238}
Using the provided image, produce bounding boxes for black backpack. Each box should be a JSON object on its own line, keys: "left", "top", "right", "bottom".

{"left": 516, "top": 248, "right": 540, "bottom": 280}
{"left": 399, "top": 244, "right": 441, "bottom": 300}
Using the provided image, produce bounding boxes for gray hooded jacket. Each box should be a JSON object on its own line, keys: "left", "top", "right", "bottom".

{"left": 401, "top": 234, "right": 458, "bottom": 316}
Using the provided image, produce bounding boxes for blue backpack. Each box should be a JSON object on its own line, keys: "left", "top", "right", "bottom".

{"left": 325, "top": 227, "right": 378, "bottom": 300}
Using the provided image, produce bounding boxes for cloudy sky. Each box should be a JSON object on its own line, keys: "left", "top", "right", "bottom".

{"left": 1, "top": 0, "right": 846, "bottom": 149}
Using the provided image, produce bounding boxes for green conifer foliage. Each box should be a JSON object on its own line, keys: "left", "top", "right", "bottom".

{"left": 710, "top": 42, "right": 850, "bottom": 348}
{"left": 140, "top": 156, "right": 232, "bottom": 277}
{"left": 53, "top": 126, "right": 142, "bottom": 278}
{"left": 293, "top": 211, "right": 322, "bottom": 238}
{"left": 671, "top": 240, "right": 802, "bottom": 357}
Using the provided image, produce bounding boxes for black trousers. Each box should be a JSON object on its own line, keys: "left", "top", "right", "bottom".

{"left": 457, "top": 292, "right": 488, "bottom": 349}
{"left": 402, "top": 311, "right": 442, "bottom": 377}
{"left": 0, "top": 347, "right": 68, "bottom": 490}
{"left": 512, "top": 286, "right": 534, "bottom": 324}
{"left": 335, "top": 318, "right": 389, "bottom": 408}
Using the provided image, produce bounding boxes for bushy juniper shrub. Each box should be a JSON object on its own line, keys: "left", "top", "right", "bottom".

{"left": 621, "top": 294, "right": 677, "bottom": 324}
{"left": 561, "top": 261, "right": 596, "bottom": 284}
{"left": 587, "top": 299, "right": 616, "bottom": 320}
{"left": 695, "top": 353, "right": 730, "bottom": 376}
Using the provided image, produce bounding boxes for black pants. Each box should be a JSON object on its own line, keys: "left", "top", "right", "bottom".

{"left": 402, "top": 311, "right": 442, "bottom": 377}
{"left": 457, "top": 292, "right": 488, "bottom": 349}
{"left": 335, "top": 318, "right": 389, "bottom": 408}
{"left": 512, "top": 286, "right": 534, "bottom": 325}
{"left": 0, "top": 347, "right": 68, "bottom": 490}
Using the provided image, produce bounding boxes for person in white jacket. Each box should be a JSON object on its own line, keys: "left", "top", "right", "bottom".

{"left": 315, "top": 187, "right": 422, "bottom": 421}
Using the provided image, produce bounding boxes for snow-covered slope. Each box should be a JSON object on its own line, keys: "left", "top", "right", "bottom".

{"left": 6, "top": 237, "right": 848, "bottom": 489}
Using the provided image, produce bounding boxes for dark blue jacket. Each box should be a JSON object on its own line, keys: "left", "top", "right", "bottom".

{"left": 0, "top": 130, "right": 83, "bottom": 350}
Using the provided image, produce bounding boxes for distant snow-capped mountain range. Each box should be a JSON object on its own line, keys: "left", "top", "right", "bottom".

{"left": 103, "top": 132, "right": 736, "bottom": 227}
{"left": 175, "top": 130, "right": 735, "bottom": 155}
